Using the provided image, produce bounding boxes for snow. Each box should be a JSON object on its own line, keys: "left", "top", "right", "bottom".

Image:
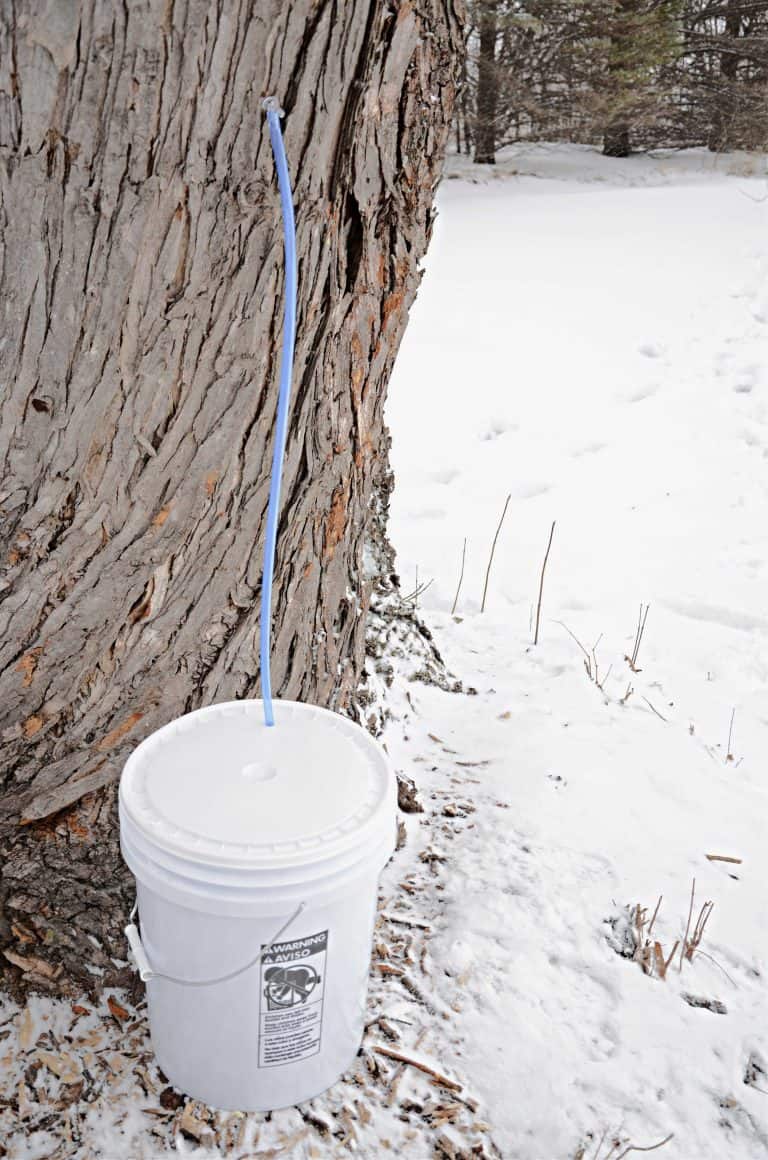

{"left": 3, "top": 143, "right": 768, "bottom": 1158}
{"left": 384, "top": 143, "right": 768, "bottom": 1157}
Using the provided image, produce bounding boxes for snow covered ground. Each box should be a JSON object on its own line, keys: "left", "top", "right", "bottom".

{"left": 385, "top": 143, "right": 768, "bottom": 1158}
{"left": 2, "top": 144, "right": 767, "bottom": 1159}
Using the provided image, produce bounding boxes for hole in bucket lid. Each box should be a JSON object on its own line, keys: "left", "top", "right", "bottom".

{"left": 241, "top": 761, "right": 278, "bottom": 783}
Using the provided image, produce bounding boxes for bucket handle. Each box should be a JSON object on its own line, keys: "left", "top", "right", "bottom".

{"left": 124, "top": 900, "right": 305, "bottom": 988}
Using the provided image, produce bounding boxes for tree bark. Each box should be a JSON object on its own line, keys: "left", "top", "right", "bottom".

{"left": 0, "top": 0, "right": 463, "bottom": 995}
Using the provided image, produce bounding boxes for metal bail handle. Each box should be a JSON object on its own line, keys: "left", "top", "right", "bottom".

{"left": 124, "top": 900, "right": 306, "bottom": 988}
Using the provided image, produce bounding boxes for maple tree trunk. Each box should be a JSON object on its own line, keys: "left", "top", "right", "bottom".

{"left": 0, "top": 0, "right": 462, "bottom": 995}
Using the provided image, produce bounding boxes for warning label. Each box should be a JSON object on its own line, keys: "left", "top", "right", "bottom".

{"left": 258, "top": 929, "right": 328, "bottom": 1068}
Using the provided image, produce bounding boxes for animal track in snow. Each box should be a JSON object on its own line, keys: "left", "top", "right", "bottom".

{"left": 431, "top": 467, "right": 461, "bottom": 485}
{"left": 481, "top": 418, "right": 515, "bottom": 442}
{"left": 410, "top": 506, "right": 446, "bottom": 520}
{"left": 628, "top": 383, "right": 659, "bottom": 403}
{"left": 515, "top": 481, "right": 551, "bottom": 499}
{"left": 732, "top": 365, "right": 759, "bottom": 394}
{"left": 663, "top": 599, "right": 768, "bottom": 636}
{"left": 572, "top": 441, "right": 606, "bottom": 458}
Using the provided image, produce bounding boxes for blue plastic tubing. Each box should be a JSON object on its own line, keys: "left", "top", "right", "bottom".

{"left": 260, "top": 101, "right": 297, "bottom": 727}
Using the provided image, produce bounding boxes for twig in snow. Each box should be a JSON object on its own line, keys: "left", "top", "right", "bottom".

{"left": 382, "top": 914, "right": 431, "bottom": 931}
{"left": 555, "top": 622, "right": 610, "bottom": 690}
{"left": 687, "top": 901, "right": 714, "bottom": 963}
{"left": 622, "top": 887, "right": 714, "bottom": 982}
{"left": 591, "top": 1128, "right": 609, "bottom": 1160}
{"left": 625, "top": 603, "right": 650, "bottom": 672}
{"left": 613, "top": 1133, "right": 674, "bottom": 1159}
{"left": 653, "top": 940, "right": 679, "bottom": 980}
{"left": 372, "top": 1045, "right": 462, "bottom": 1092}
{"left": 401, "top": 578, "right": 434, "bottom": 608}
{"left": 680, "top": 878, "right": 695, "bottom": 972}
{"left": 480, "top": 493, "right": 511, "bottom": 613}
{"left": 725, "top": 707, "right": 736, "bottom": 763}
{"left": 556, "top": 620, "right": 590, "bottom": 662}
{"left": 533, "top": 521, "right": 556, "bottom": 645}
{"left": 677, "top": 878, "right": 715, "bottom": 971}
{"left": 694, "top": 949, "right": 736, "bottom": 987}
{"left": 647, "top": 895, "right": 662, "bottom": 937}
{"left": 451, "top": 538, "right": 467, "bottom": 616}
{"left": 705, "top": 854, "right": 742, "bottom": 865}
{"left": 384, "top": 1027, "right": 427, "bottom": 1106}
{"left": 588, "top": 1129, "right": 674, "bottom": 1160}
{"left": 641, "top": 696, "right": 668, "bottom": 723}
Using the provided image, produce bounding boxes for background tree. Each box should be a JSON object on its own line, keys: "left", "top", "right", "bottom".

{"left": 598, "top": 0, "right": 681, "bottom": 156}
{"left": 675, "top": 0, "right": 768, "bottom": 150}
{"left": 474, "top": 0, "right": 500, "bottom": 162}
{"left": 0, "top": 0, "right": 462, "bottom": 994}
{"left": 461, "top": 0, "right": 768, "bottom": 155}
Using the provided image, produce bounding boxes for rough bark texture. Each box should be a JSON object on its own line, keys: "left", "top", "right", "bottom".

{"left": 0, "top": 0, "right": 463, "bottom": 995}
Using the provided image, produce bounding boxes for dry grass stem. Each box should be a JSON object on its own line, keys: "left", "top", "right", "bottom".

{"left": 402, "top": 576, "right": 434, "bottom": 607}
{"left": 614, "top": 1133, "right": 674, "bottom": 1159}
{"left": 481, "top": 493, "right": 511, "bottom": 613}
{"left": 555, "top": 622, "right": 611, "bottom": 690}
{"left": 451, "top": 537, "right": 467, "bottom": 616}
{"left": 625, "top": 603, "right": 650, "bottom": 672}
{"left": 533, "top": 520, "right": 556, "bottom": 645}
{"left": 726, "top": 707, "right": 736, "bottom": 763}
{"left": 586, "top": 1129, "right": 674, "bottom": 1160}
{"left": 624, "top": 884, "right": 713, "bottom": 981}
{"left": 641, "top": 696, "right": 668, "bottom": 723}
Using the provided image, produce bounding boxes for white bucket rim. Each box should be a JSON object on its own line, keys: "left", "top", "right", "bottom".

{"left": 119, "top": 699, "right": 396, "bottom": 874}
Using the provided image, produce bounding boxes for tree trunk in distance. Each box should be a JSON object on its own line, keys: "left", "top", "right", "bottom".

{"left": 602, "top": 0, "right": 635, "bottom": 156}
{"left": 474, "top": 0, "right": 498, "bottom": 163}
{"left": 603, "top": 120, "right": 631, "bottom": 156}
{"left": 0, "top": 0, "right": 462, "bottom": 995}
{"left": 708, "top": 0, "right": 742, "bottom": 150}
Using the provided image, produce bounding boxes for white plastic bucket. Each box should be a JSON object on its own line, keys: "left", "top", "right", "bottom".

{"left": 118, "top": 699, "right": 396, "bottom": 1111}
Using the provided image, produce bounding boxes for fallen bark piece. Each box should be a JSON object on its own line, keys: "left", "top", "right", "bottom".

{"left": 178, "top": 1100, "right": 214, "bottom": 1143}
{"left": 4, "top": 949, "right": 62, "bottom": 982}
{"left": 160, "top": 1086, "right": 185, "bottom": 1111}
{"left": 435, "top": 1125, "right": 473, "bottom": 1158}
{"left": 682, "top": 993, "right": 727, "bottom": 1014}
{"left": 373, "top": 1045, "right": 462, "bottom": 1092}
{"left": 376, "top": 962, "right": 405, "bottom": 976}
{"left": 36, "top": 1049, "right": 81, "bottom": 1084}
{"left": 397, "top": 775, "right": 423, "bottom": 814}
{"left": 16, "top": 1080, "right": 33, "bottom": 1121}
{"left": 17, "top": 1006, "right": 36, "bottom": 1052}
{"left": 107, "top": 995, "right": 129, "bottom": 1024}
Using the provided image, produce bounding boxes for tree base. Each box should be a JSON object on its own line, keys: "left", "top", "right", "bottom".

{"left": 603, "top": 124, "right": 631, "bottom": 158}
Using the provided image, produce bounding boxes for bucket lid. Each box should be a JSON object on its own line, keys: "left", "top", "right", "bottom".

{"left": 119, "top": 700, "right": 395, "bottom": 871}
